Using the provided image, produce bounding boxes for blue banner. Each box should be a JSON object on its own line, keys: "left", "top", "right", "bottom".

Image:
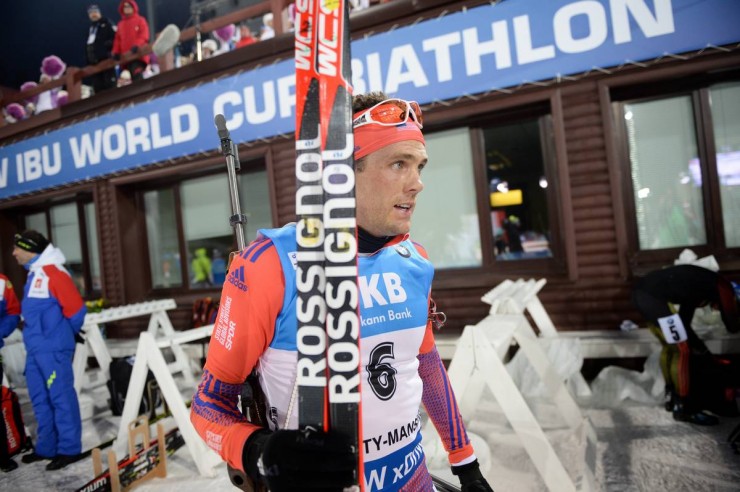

{"left": 2, "top": 0, "right": 739, "bottom": 199}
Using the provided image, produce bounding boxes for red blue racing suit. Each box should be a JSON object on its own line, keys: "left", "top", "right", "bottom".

{"left": 21, "top": 245, "right": 86, "bottom": 457}
{"left": 191, "top": 224, "right": 476, "bottom": 491}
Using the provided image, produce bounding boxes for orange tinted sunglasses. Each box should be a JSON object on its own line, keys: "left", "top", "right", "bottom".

{"left": 352, "top": 98, "right": 423, "bottom": 129}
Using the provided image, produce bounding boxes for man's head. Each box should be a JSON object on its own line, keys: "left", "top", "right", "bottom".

{"left": 122, "top": 1, "right": 134, "bottom": 16}
{"left": 352, "top": 92, "right": 428, "bottom": 237}
{"left": 12, "top": 230, "right": 49, "bottom": 266}
{"left": 88, "top": 4, "right": 101, "bottom": 21}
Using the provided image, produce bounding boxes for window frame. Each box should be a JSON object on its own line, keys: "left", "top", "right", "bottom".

{"left": 427, "top": 91, "right": 574, "bottom": 289}
{"left": 137, "top": 154, "right": 273, "bottom": 295}
{"left": 602, "top": 58, "right": 740, "bottom": 275}
{"left": 16, "top": 194, "right": 101, "bottom": 299}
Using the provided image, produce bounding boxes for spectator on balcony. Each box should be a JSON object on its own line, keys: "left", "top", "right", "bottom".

{"left": 85, "top": 4, "right": 117, "bottom": 94}
{"left": 19, "top": 81, "right": 39, "bottom": 115}
{"left": 284, "top": 3, "right": 296, "bottom": 31}
{"left": 3, "top": 103, "right": 27, "bottom": 124}
{"left": 112, "top": 0, "right": 150, "bottom": 81}
{"left": 213, "top": 24, "right": 236, "bottom": 54}
{"left": 235, "top": 23, "right": 257, "bottom": 48}
{"left": 201, "top": 39, "right": 218, "bottom": 60}
{"left": 260, "top": 12, "right": 275, "bottom": 40}
{"left": 350, "top": 0, "right": 370, "bottom": 11}
{"left": 117, "top": 69, "right": 132, "bottom": 87}
{"left": 35, "top": 56, "right": 67, "bottom": 114}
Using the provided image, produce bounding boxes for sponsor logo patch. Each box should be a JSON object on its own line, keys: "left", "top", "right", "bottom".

{"left": 228, "top": 265, "right": 248, "bottom": 291}
{"left": 395, "top": 245, "right": 410, "bottom": 258}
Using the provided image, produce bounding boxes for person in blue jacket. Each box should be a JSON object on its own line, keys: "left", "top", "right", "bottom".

{"left": 0, "top": 272, "right": 22, "bottom": 472}
{"left": 11, "top": 230, "right": 86, "bottom": 471}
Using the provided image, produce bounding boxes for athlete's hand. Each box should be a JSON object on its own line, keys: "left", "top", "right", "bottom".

{"left": 243, "top": 427, "right": 357, "bottom": 491}
{"left": 452, "top": 460, "right": 494, "bottom": 491}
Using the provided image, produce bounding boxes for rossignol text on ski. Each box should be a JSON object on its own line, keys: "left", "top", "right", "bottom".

{"left": 294, "top": 0, "right": 363, "bottom": 488}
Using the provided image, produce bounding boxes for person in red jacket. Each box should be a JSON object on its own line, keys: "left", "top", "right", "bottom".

{"left": 0, "top": 272, "right": 21, "bottom": 472}
{"left": 112, "top": 0, "right": 150, "bottom": 81}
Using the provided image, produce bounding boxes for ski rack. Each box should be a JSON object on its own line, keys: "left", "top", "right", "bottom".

{"left": 111, "top": 331, "right": 222, "bottom": 477}
{"left": 92, "top": 416, "right": 169, "bottom": 492}
{"left": 426, "top": 278, "right": 597, "bottom": 492}
{"left": 73, "top": 299, "right": 202, "bottom": 397}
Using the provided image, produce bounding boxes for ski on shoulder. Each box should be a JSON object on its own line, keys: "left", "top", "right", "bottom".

{"left": 295, "top": 0, "right": 362, "bottom": 488}
{"left": 295, "top": 0, "right": 329, "bottom": 433}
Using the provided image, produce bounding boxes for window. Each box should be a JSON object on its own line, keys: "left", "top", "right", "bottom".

{"left": 624, "top": 96, "right": 706, "bottom": 250}
{"left": 143, "top": 163, "right": 272, "bottom": 291}
{"left": 411, "top": 103, "right": 563, "bottom": 277}
{"left": 484, "top": 117, "right": 553, "bottom": 261}
{"left": 711, "top": 83, "right": 740, "bottom": 248}
{"left": 618, "top": 80, "right": 740, "bottom": 259}
{"left": 412, "top": 127, "right": 481, "bottom": 269}
{"left": 20, "top": 198, "right": 101, "bottom": 297}
{"left": 25, "top": 212, "right": 48, "bottom": 236}
{"left": 144, "top": 188, "right": 182, "bottom": 289}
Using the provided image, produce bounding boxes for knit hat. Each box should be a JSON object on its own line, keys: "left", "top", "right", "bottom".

{"left": 41, "top": 55, "right": 67, "bottom": 80}
{"left": 5, "top": 103, "right": 26, "bottom": 122}
{"left": 213, "top": 24, "right": 235, "bottom": 44}
{"left": 202, "top": 39, "right": 218, "bottom": 53}
{"left": 88, "top": 4, "right": 100, "bottom": 13}
{"left": 14, "top": 230, "right": 50, "bottom": 254}
{"left": 20, "top": 81, "right": 39, "bottom": 105}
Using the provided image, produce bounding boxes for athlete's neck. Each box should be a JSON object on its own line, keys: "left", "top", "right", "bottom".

{"left": 358, "top": 227, "right": 392, "bottom": 254}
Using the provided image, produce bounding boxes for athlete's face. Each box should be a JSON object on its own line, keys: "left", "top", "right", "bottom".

{"left": 356, "top": 139, "right": 427, "bottom": 237}
{"left": 12, "top": 246, "right": 35, "bottom": 266}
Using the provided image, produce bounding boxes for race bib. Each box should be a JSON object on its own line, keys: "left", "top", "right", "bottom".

{"left": 28, "top": 273, "right": 50, "bottom": 299}
{"left": 658, "top": 314, "right": 687, "bottom": 344}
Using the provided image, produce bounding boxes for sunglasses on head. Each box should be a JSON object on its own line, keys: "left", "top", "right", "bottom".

{"left": 352, "top": 98, "right": 423, "bottom": 129}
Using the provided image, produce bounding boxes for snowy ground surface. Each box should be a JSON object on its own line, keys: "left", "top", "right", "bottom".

{"left": 1, "top": 351, "right": 738, "bottom": 492}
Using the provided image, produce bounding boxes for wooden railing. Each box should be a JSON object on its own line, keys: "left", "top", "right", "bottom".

{"left": 0, "top": 0, "right": 412, "bottom": 132}
{"left": 0, "top": 0, "right": 278, "bottom": 124}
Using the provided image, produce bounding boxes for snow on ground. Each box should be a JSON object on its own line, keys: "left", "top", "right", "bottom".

{"left": 2, "top": 363, "right": 739, "bottom": 491}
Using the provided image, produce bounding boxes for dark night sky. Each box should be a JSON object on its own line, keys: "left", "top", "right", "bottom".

{"left": 0, "top": 0, "right": 214, "bottom": 91}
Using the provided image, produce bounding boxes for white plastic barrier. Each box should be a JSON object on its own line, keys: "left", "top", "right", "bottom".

{"left": 435, "top": 278, "right": 597, "bottom": 492}
{"left": 112, "top": 331, "right": 221, "bottom": 477}
{"left": 73, "top": 299, "right": 201, "bottom": 396}
{"left": 481, "top": 278, "right": 591, "bottom": 397}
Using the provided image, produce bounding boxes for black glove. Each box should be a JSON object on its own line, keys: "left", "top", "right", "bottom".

{"left": 112, "top": 53, "right": 121, "bottom": 61}
{"left": 130, "top": 45, "right": 139, "bottom": 54}
{"left": 452, "top": 460, "right": 494, "bottom": 492}
{"left": 243, "top": 427, "right": 356, "bottom": 492}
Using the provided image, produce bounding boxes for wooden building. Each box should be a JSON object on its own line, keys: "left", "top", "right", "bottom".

{"left": 1, "top": 0, "right": 738, "bottom": 341}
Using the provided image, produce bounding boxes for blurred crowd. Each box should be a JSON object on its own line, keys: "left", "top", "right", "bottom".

{"left": 2, "top": 0, "right": 394, "bottom": 126}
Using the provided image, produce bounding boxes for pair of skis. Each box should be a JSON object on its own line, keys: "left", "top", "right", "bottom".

{"left": 75, "top": 427, "right": 184, "bottom": 492}
{"left": 294, "top": 0, "right": 363, "bottom": 489}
